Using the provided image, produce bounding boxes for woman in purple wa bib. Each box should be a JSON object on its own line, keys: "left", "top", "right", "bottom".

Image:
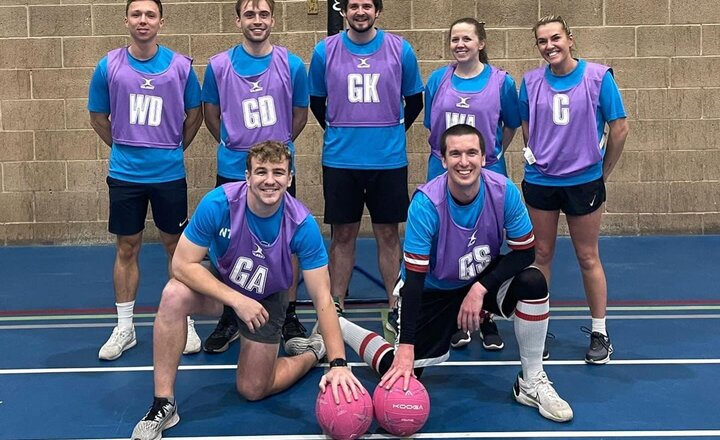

{"left": 520, "top": 16, "right": 629, "bottom": 364}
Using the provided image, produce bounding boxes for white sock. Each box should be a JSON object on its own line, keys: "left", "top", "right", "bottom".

{"left": 591, "top": 317, "right": 607, "bottom": 336}
{"left": 514, "top": 295, "right": 550, "bottom": 380}
{"left": 339, "top": 317, "right": 393, "bottom": 373}
{"left": 116, "top": 301, "right": 134, "bottom": 329}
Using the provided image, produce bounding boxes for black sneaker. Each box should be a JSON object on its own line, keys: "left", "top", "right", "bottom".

{"left": 131, "top": 397, "right": 179, "bottom": 440}
{"left": 203, "top": 307, "right": 240, "bottom": 353}
{"left": 385, "top": 307, "right": 399, "bottom": 335}
{"left": 582, "top": 327, "right": 613, "bottom": 364}
{"left": 479, "top": 315, "right": 504, "bottom": 350}
{"left": 282, "top": 313, "right": 307, "bottom": 342}
{"left": 450, "top": 329, "right": 471, "bottom": 348}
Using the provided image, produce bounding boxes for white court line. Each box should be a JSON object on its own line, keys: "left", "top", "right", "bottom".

{"left": 69, "top": 429, "right": 720, "bottom": 439}
{"left": 3, "top": 313, "right": 720, "bottom": 331}
{"left": 3, "top": 305, "right": 720, "bottom": 323}
{"left": 3, "top": 358, "right": 720, "bottom": 375}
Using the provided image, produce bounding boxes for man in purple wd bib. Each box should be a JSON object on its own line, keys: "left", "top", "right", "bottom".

{"left": 88, "top": 0, "right": 204, "bottom": 361}
{"left": 337, "top": 125, "right": 574, "bottom": 424}
{"left": 131, "top": 142, "right": 365, "bottom": 440}
{"left": 308, "top": 0, "right": 424, "bottom": 331}
{"left": 201, "top": 0, "right": 311, "bottom": 356}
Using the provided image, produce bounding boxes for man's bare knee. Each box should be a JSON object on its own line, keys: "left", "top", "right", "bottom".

{"left": 236, "top": 380, "right": 269, "bottom": 401}
{"left": 158, "top": 279, "right": 194, "bottom": 316}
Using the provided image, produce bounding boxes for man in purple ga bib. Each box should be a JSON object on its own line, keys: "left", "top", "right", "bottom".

{"left": 131, "top": 141, "right": 365, "bottom": 439}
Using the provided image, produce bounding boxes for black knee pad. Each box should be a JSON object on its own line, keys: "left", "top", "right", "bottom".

{"left": 508, "top": 267, "right": 548, "bottom": 302}
{"left": 378, "top": 351, "right": 395, "bottom": 376}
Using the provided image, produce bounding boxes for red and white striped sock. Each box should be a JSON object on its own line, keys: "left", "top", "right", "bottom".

{"left": 339, "top": 317, "right": 393, "bottom": 373}
{"left": 514, "top": 295, "right": 550, "bottom": 379}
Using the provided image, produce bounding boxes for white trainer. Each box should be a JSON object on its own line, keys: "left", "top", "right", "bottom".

{"left": 513, "top": 371, "right": 573, "bottom": 422}
{"left": 132, "top": 398, "right": 179, "bottom": 440}
{"left": 284, "top": 333, "right": 326, "bottom": 361}
{"left": 183, "top": 317, "right": 201, "bottom": 355}
{"left": 98, "top": 325, "right": 136, "bottom": 361}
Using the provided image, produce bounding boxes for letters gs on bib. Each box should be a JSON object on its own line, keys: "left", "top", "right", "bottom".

{"left": 458, "top": 245, "right": 491, "bottom": 281}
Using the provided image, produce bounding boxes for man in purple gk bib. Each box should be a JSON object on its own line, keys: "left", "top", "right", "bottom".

{"left": 308, "top": 0, "right": 424, "bottom": 328}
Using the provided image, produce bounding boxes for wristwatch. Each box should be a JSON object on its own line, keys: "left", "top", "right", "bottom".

{"left": 328, "top": 358, "right": 348, "bottom": 368}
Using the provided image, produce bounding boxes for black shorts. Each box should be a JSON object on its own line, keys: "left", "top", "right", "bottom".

{"left": 400, "top": 264, "right": 519, "bottom": 367}
{"left": 206, "top": 262, "right": 289, "bottom": 344}
{"left": 322, "top": 166, "right": 409, "bottom": 224}
{"left": 216, "top": 174, "right": 296, "bottom": 198}
{"left": 107, "top": 176, "right": 187, "bottom": 236}
{"left": 522, "top": 177, "right": 605, "bottom": 216}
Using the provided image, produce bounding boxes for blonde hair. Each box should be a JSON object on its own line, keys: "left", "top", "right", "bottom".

{"left": 533, "top": 15, "right": 575, "bottom": 53}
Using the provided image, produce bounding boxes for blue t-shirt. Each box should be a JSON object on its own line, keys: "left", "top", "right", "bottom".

{"left": 202, "top": 45, "right": 309, "bottom": 180}
{"left": 519, "top": 59, "right": 626, "bottom": 186}
{"left": 424, "top": 64, "right": 521, "bottom": 179}
{"left": 87, "top": 45, "right": 202, "bottom": 183}
{"left": 184, "top": 186, "right": 327, "bottom": 271}
{"left": 308, "top": 30, "right": 424, "bottom": 169}
{"left": 403, "top": 175, "right": 532, "bottom": 290}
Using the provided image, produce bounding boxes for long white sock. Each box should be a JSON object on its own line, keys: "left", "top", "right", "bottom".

{"left": 339, "top": 317, "right": 393, "bottom": 373}
{"left": 514, "top": 295, "right": 549, "bottom": 380}
{"left": 591, "top": 317, "right": 607, "bottom": 336}
{"left": 116, "top": 301, "right": 134, "bottom": 329}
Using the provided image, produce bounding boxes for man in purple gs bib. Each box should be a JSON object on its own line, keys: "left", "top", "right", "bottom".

{"left": 88, "top": 0, "right": 204, "bottom": 361}
{"left": 201, "top": 0, "right": 311, "bottom": 357}
{"left": 131, "top": 142, "right": 365, "bottom": 440}
{"left": 308, "top": 0, "right": 424, "bottom": 331}
{"left": 337, "top": 125, "right": 574, "bottom": 423}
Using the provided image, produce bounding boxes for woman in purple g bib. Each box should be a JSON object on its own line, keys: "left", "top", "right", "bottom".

{"left": 519, "top": 16, "right": 629, "bottom": 365}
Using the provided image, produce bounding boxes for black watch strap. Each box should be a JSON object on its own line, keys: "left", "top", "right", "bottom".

{"left": 328, "top": 358, "right": 348, "bottom": 367}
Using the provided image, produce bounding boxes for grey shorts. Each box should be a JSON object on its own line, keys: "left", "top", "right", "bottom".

{"left": 207, "top": 263, "right": 289, "bottom": 344}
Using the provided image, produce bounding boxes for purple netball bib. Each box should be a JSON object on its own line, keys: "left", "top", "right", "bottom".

{"left": 209, "top": 46, "right": 293, "bottom": 151}
{"left": 429, "top": 65, "right": 505, "bottom": 167}
{"left": 418, "top": 171, "right": 506, "bottom": 283}
{"left": 107, "top": 47, "right": 190, "bottom": 149}
{"left": 216, "top": 182, "right": 309, "bottom": 300}
{"left": 324, "top": 32, "right": 403, "bottom": 127}
{"left": 524, "top": 62, "right": 608, "bottom": 177}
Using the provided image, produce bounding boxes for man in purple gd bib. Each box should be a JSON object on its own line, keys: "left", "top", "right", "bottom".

{"left": 201, "top": 0, "right": 311, "bottom": 355}
{"left": 337, "top": 125, "right": 573, "bottom": 423}
{"left": 131, "top": 142, "right": 364, "bottom": 440}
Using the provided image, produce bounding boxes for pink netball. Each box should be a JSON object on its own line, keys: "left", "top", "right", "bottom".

{"left": 373, "top": 376, "right": 430, "bottom": 436}
{"left": 315, "top": 385, "right": 373, "bottom": 440}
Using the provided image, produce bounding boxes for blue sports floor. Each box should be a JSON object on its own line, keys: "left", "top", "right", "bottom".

{"left": 1, "top": 236, "right": 720, "bottom": 439}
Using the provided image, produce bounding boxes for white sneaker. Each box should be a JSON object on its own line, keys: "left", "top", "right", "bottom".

{"left": 513, "top": 371, "right": 573, "bottom": 422}
{"left": 183, "top": 317, "right": 201, "bottom": 355}
{"left": 98, "top": 325, "right": 136, "bottom": 361}
{"left": 284, "top": 333, "right": 326, "bottom": 361}
{"left": 132, "top": 398, "right": 179, "bottom": 440}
